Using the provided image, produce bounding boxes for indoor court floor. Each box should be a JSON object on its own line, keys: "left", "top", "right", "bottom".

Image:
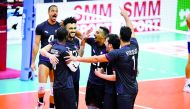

{"left": 0, "top": 32, "right": 190, "bottom": 109}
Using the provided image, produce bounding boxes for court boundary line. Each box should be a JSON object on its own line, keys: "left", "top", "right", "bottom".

{"left": 0, "top": 76, "right": 185, "bottom": 96}
{"left": 1, "top": 76, "right": 185, "bottom": 109}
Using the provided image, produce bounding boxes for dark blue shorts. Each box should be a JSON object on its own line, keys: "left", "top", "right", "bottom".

{"left": 104, "top": 92, "right": 117, "bottom": 109}
{"left": 54, "top": 88, "right": 77, "bottom": 109}
{"left": 85, "top": 81, "right": 105, "bottom": 109}
{"left": 117, "top": 93, "right": 137, "bottom": 109}
{"left": 38, "top": 60, "right": 52, "bottom": 70}
{"left": 188, "top": 42, "right": 190, "bottom": 53}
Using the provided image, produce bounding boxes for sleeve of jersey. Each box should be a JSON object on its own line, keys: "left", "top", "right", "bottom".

{"left": 62, "top": 51, "right": 80, "bottom": 72}
{"left": 86, "top": 38, "right": 95, "bottom": 46}
{"left": 35, "top": 24, "right": 42, "bottom": 35}
{"left": 105, "top": 50, "right": 118, "bottom": 63}
{"left": 131, "top": 37, "right": 139, "bottom": 46}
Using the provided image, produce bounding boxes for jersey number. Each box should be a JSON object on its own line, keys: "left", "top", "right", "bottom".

{"left": 48, "top": 35, "right": 54, "bottom": 42}
{"left": 132, "top": 56, "right": 136, "bottom": 70}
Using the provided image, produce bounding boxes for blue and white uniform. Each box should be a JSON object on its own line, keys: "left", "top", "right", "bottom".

{"left": 85, "top": 38, "right": 107, "bottom": 109}
{"left": 105, "top": 38, "right": 139, "bottom": 109}
{"left": 35, "top": 20, "right": 60, "bottom": 68}
{"left": 50, "top": 41, "right": 77, "bottom": 109}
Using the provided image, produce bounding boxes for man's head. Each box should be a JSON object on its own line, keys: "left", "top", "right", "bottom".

{"left": 48, "top": 5, "right": 58, "bottom": 23}
{"left": 63, "top": 17, "right": 77, "bottom": 38}
{"left": 187, "top": 13, "right": 190, "bottom": 29}
{"left": 105, "top": 34, "right": 120, "bottom": 52}
{"left": 56, "top": 27, "right": 68, "bottom": 42}
{"left": 120, "top": 26, "right": 132, "bottom": 42}
{"left": 94, "top": 26, "right": 109, "bottom": 45}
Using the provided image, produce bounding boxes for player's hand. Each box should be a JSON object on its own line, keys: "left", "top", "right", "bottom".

{"left": 76, "top": 31, "right": 82, "bottom": 39}
{"left": 64, "top": 55, "right": 78, "bottom": 62}
{"left": 82, "top": 27, "right": 93, "bottom": 39}
{"left": 49, "top": 54, "right": 59, "bottom": 65}
{"left": 31, "top": 62, "right": 36, "bottom": 71}
{"left": 120, "top": 7, "right": 128, "bottom": 17}
{"left": 95, "top": 68, "right": 105, "bottom": 77}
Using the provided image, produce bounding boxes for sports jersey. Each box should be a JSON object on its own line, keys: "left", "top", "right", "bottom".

{"left": 35, "top": 20, "right": 60, "bottom": 62}
{"left": 65, "top": 38, "right": 80, "bottom": 82}
{"left": 86, "top": 38, "right": 107, "bottom": 85}
{"left": 187, "top": 30, "right": 190, "bottom": 53}
{"left": 105, "top": 62, "right": 116, "bottom": 94}
{"left": 105, "top": 38, "right": 139, "bottom": 95}
{"left": 49, "top": 41, "right": 74, "bottom": 89}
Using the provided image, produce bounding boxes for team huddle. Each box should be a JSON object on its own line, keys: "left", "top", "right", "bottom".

{"left": 31, "top": 4, "right": 139, "bottom": 109}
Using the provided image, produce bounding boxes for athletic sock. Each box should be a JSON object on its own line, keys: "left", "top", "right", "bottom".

{"left": 39, "top": 97, "right": 44, "bottom": 103}
{"left": 49, "top": 103, "right": 54, "bottom": 108}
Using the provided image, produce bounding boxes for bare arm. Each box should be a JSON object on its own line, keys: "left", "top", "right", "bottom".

{"left": 120, "top": 7, "right": 135, "bottom": 38}
{"left": 40, "top": 44, "right": 59, "bottom": 65}
{"left": 95, "top": 68, "right": 116, "bottom": 81}
{"left": 78, "top": 28, "right": 93, "bottom": 57}
{"left": 31, "top": 35, "right": 41, "bottom": 71}
{"left": 66, "top": 54, "right": 109, "bottom": 63}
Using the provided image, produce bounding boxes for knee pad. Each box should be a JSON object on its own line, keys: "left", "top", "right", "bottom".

{"left": 50, "top": 82, "right": 54, "bottom": 96}
{"left": 38, "top": 83, "right": 46, "bottom": 93}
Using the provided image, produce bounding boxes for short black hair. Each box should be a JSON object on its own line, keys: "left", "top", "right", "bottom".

{"left": 120, "top": 26, "right": 132, "bottom": 42}
{"left": 48, "top": 5, "right": 57, "bottom": 12}
{"left": 63, "top": 17, "right": 77, "bottom": 26}
{"left": 100, "top": 26, "right": 109, "bottom": 37}
{"left": 56, "top": 27, "right": 68, "bottom": 41}
{"left": 107, "top": 34, "right": 120, "bottom": 49}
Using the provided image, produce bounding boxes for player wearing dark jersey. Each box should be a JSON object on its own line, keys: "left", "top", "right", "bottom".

{"left": 95, "top": 34, "right": 120, "bottom": 109}
{"left": 61, "top": 17, "right": 85, "bottom": 108}
{"left": 83, "top": 26, "right": 109, "bottom": 109}
{"left": 30, "top": 5, "right": 60, "bottom": 109}
{"left": 66, "top": 8, "right": 139, "bottom": 109}
{"left": 184, "top": 13, "right": 190, "bottom": 93}
{"left": 40, "top": 27, "right": 79, "bottom": 109}
{"left": 40, "top": 17, "right": 85, "bottom": 108}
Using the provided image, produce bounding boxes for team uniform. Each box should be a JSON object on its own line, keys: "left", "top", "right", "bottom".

{"left": 187, "top": 30, "right": 190, "bottom": 54}
{"left": 36, "top": 20, "right": 60, "bottom": 69}
{"left": 105, "top": 38, "right": 139, "bottom": 109}
{"left": 50, "top": 41, "right": 77, "bottom": 109}
{"left": 104, "top": 62, "right": 117, "bottom": 109}
{"left": 184, "top": 30, "right": 190, "bottom": 92}
{"left": 86, "top": 38, "right": 107, "bottom": 109}
{"left": 65, "top": 38, "right": 80, "bottom": 107}
{"left": 50, "top": 37, "right": 81, "bottom": 107}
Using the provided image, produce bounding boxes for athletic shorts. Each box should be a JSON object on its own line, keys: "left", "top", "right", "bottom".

{"left": 85, "top": 81, "right": 105, "bottom": 109}
{"left": 73, "top": 81, "right": 79, "bottom": 108}
{"left": 117, "top": 93, "right": 137, "bottom": 109}
{"left": 188, "top": 42, "right": 190, "bottom": 53}
{"left": 54, "top": 88, "right": 77, "bottom": 109}
{"left": 104, "top": 92, "right": 117, "bottom": 109}
{"left": 38, "top": 60, "right": 52, "bottom": 70}
{"left": 187, "top": 31, "right": 190, "bottom": 53}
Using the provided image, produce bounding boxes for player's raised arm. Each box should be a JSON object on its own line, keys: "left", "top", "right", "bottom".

{"left": 120, "top": 7, "right": 135, "bottom": 38}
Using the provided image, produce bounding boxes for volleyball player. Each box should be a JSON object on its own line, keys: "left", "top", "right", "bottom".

{"left": 30, "top": 5, "right": 60, "bottom": 109}
{"left": 40, "top": 27, "right": 79, "bottom": 109}
{"left": 82, "top": 26, "right": 109, "bottom": 109}
{"left": 184, "top": 13, "right": 190, "bottom": 93}
{"left": 40, "top": 16, "right": 85, "bottom": 108}
{"left": 66, "top": 8, "right": 139, "bottom": 109}
{"left": 95, "top": 34, "right": 120, "bottom": 109}
{"left": 62, "top": 17, "right": 85, "bottom": 107}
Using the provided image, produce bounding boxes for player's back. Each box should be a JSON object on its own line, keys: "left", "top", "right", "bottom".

{"left": 50, "top": 41, "right": 74, "bottom": 89}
